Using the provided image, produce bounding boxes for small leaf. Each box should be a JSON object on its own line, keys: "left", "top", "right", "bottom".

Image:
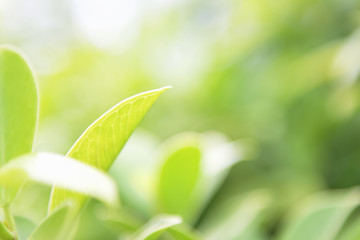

{"left": 49, "top": 86, "right": 170, "bottom": 212}
{"left": 158, "top": 145, "right": 201, "bottom": 217}
{"left": 0, "top": 153, "right": 119, "bottom": 207}
{"left": 156, "top": 132, "right": 241, "bottom": 222}
{"left": 132, "top": 215, "right": 182, "bottom": 240}
{"left": 28, "top": 202, "right": 79, "bottom": 240}
{"left": 0, "top": 45, "right": 38, "bottom": 205}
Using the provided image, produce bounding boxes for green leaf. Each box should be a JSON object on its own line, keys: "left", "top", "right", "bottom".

{"left": 14, "top": 216, "right": 37, "bottom": 240}
{"left": 98, "top": 208, "right": 143, "bottom": 235}
{"left": 200, "top": 190, "right": 269, "bottom": 240}
{"left": 0, "top": 152, "right": 119, "bottom": 207}
{"left": 158, "top": 144, "right": 201, "bottom": 217}
{"left": 278, "top": 189, "right": 360, "bottom": 240}
{"left": 167, "top": 225, "right": 203, "bottom": 240}
{"left": 0, "top": 45, "right": 38, "bottom": 205}
{"left": 49, "top": 86, "right": 170, "bottom": 212}
{"left": 337, "top": 214, "right": 360, "bottom": 240}
{"left": 132, "top": 215, "right": 182, "bottom": 240}
{"left": 156, "top": 132, "right": 241, "bottom": 222}
{"left": 28, "top": 202, "right": 79, "bottom": 240}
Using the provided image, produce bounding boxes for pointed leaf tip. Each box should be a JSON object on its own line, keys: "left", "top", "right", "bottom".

{"left": 49, "top": 87, "right": 169, "bottom": 212}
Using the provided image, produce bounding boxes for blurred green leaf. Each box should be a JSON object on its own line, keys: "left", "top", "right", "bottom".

{"left": 0, "top": 45, "right": 38, "bottom": 205}
{"left": 167, "top": 225, "right": 203, "bottom": 240}
{"left": 156, "top": 132, "right": 241, "bottom": 223}
{"left": 98, "top": 207, "right": 143, "bottom": 235}
{"left": 49, "top": 86, "right": 170, "bottom": 212}
{"left": 28, "top": 202, "right": 78, "bottom": 240}
{"left": 0, "top": 153, "right": 119, "bottom": 207}
{"left": 158, "top": 145, "right": 201, "bottom": 217}
{"left": 278, "top": 189, "right": 360, "bottom": 240}
{"left": 14, "top": 216, "right": 37, "bottom": 240}
{"left": 337, "top": 213, "right": 360, "bottom": 240}
{"left": 200, "top": 190, "right": 269, "bottom": 240}
{"left": 12, "top": 183, "right": 51, "bottom": 225}
{"left": 132, "top": 215, "right": 182, "bottom": 240}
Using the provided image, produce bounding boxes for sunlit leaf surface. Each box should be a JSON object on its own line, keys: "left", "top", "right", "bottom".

{"left": 0, "top": 153, "right": 119, "bottom": 207}
{"left": 49, "top": 87, "right": 170, "bottom": 212}
{"left": 0, "top": 45, "right": 38, "bottom": 205}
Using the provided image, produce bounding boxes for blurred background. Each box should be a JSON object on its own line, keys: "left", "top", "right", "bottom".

{"left": 2, "top": 0, "right": 360, "bottom": 239}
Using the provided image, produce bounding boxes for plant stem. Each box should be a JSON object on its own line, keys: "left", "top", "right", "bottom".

{"left": 0, "top": 219, "right": 15, "bottom": 240}
{"left": 3, "top": 206, "right": 16, "bottom": 233}
{"left": 0, "top": 206, "right": 16, "bottom": 240}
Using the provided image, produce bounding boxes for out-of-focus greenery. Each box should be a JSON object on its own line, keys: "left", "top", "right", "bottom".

{"left": 2, "top": 0, "right": 360, "bottom": 239}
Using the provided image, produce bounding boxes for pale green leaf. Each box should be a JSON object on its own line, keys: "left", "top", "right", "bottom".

{"left": 0, "top": 45, "right": 38, "bottom": 205}
{"left": 337, "top": 214, "right": 360, "bottom": 240}
{"left": 200, "top": 190, "right": 269, "bottom": 240}
{"left": 98, "top": 208, "right": 143, "bottom": 235}
{"left": 28, "top": 202, "right": 79, "bottom": 240}
{"left": 133, "top": 215, "right": 182, "bottom": 240}
{"left": 14, "top": 216, "right": 37, "bottom": 240}
{"left": 0, "top": 153, "right": 119, "bottom": 207}
{"left": 156, "top": 132, "right": 241, "bottom": 223}
{"left": 49, "top": 86, "right": 170, "bottom": 212}
{"left": 157, "top": 144, "right": 201, "bottom": 218}
{"left": 278, "top": 189, "right": 360, "bottom": 240}
{"left": 167, "top": 225, "right": 203, "bottom": 240}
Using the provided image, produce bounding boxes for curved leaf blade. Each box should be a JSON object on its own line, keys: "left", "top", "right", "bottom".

{"left": 201, "top": 190, "right": 270, "bottom": 240}
{"left": 0, "top": 153, "right": 119, "bottom": 207}
{"left": 278, "top": 189, "right": 360, "bottom": 240}
{"left": 28, "top": 202, "right": 78, "bottom": 240}
{"left": 0, "top": 45, "right": 38, "bottom": 205}
{"left": 98, "top": 208, "right": 143, "bottom": 235}
{"left": 49, "top": 86, "right": 170, "bottom": 212}
{"left": 133, "top": 215, "right": 182, "bottom": 240}
{"left": 167, "top": 225, "right": 203, "bottom": 240}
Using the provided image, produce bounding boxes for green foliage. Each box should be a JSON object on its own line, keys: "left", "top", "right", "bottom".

{"left": 167, "top": 225, "right": 203, "bottom": 240}
{"left": 0, "top": 45, "right": 38, "bottom": 205}
{"left": 49, "top": 86, "right": 170, "bottom": 213}
{"left": 199, "top": 190, "right": 270, "bottom": 240}
{"left": 158, "top": 145, "right": 201, "bottom": 217}
{"left": 2, "top": 0, "right": 360, "bottom": 236}
{"left": 28, "top": 202, "right": 77, "bottom": 240}
{"left": 278, "top": 189, "right": 360, "bottom": 240}
{"left": 132, "top": 215, "right": 182, "bottom": 240}
{"left": 0, "top": 46, "right": 176, "bottom": 239}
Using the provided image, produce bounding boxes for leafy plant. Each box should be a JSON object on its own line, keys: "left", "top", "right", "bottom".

{"left": 3, "top": 44, "right": 360, "bottom": 240}
{"left": 0, "top": 45, "right": 170, "bottom": 239}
